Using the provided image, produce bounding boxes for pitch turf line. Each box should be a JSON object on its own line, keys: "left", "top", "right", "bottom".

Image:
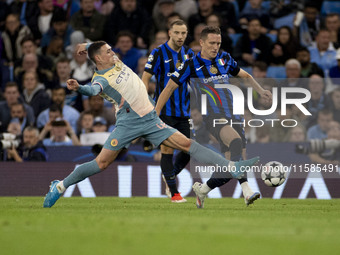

{"left": 0, "top": 197, "right": 339, "bottom": 255}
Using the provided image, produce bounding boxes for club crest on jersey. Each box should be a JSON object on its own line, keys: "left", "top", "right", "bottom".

{"left": 177, "top": 62, "right": 184, "bottom": 70}
{"left": 218, "top": 59, "right": 225, "bottom": 66}
{"left": 111, "top": 139, "right": 118, "bottom": 147}
{"left": 148, "top": 54, "right": 154, "bottom": 62}
{"left": 176, "top": 61, "right": 182, "bottom": 69}
{"left": 210, "top": 66, "right": 218, "bottom": 74}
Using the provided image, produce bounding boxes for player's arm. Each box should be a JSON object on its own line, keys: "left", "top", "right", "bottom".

{"left": 67, "top": 79, "right": 102, "bottom": 96}
{"left": 155, "top": 79, "right": 179, "bottom": 116}
{"left": 236, "top": 68, "right": 272, "bottom": 104}
{"left": 141, "top": 72, "right": 152, "bottom": 91}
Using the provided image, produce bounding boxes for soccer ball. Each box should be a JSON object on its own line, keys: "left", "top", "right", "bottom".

{"left": 261, "top": 161, "right": 287, "bottom": 187}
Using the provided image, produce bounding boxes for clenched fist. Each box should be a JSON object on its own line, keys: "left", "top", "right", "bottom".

{"left": 67, "top": 79, "right": 79, "bottom": 91}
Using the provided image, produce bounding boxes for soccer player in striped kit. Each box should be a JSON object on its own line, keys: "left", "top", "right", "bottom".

{"left": 155, "top": 26, "right": 272, "bottom": 208}
{"left": 142, "top": 20, "right": 194, "bottom": 202}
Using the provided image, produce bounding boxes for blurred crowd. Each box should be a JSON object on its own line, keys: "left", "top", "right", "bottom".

{"left": 0, "top": 0, "right": 339, "bottom": 163}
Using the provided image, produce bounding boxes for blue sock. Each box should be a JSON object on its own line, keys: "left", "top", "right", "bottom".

{"left": 188, "top": 140, "right": 233, "bottom": 179}
{"left": 63, "top": 160, "right": 101, "bottom": 188}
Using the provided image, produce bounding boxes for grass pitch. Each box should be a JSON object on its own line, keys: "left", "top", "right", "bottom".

{"left": 0, "top": 197, "right": 339, "bottom": 255}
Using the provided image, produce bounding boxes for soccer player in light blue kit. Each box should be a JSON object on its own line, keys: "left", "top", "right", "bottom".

{"left": 43, "top": 41, "right": 260, "bottom": 208}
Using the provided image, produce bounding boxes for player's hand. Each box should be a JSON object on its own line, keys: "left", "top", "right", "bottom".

{"left": 76, "top": 43, "right": 88, "bottom": 56}
{"left": 67, "top": 79, "right": 79, "bottom": 91}
{"left": 259, "top": 89, "right": 272, "bottom": 106}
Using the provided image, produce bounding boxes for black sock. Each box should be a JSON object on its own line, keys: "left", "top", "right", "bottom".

{"left": 174, "top": 151, "right": 190, "bottom": 176}
{"left": 207, "top": 138, "right": 243, "bottom": 189}
{"left": 160, "top": 154, "right": 178, "bottom": 196}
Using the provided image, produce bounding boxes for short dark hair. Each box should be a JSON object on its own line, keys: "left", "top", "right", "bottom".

{"left": 169, "top": 19, "right": 187, "bottom": 29}
{"left": 88, "top": 41, "right": 107, "bottom": 64}
{"left": 20, "top": 35, "right": 35, "bottom": 46}
{"left": 200, "top": 26, "right": 221, "bottom": 40}
{"left": 116, "top": 31, "right": 135, "bottom": 43}
{"left": 5, "top": 82, "right": 19, "bottom": 91}
{"left": 10, "top": 102, "right": 25, "bottom": 112}
{"left": 56, "top": 57, "right": 70, "bottom": 65}
{"left": 318, "top": 108, "right": 333, "bottom": 117}
{"left": 297, "top": 46, "right": 309, "bottom": 53}
{"left": 49, "top": 103, "right": 63, "bottom": 114}
{"left": 252, "top": 61, "right": 268, "bottom": 72}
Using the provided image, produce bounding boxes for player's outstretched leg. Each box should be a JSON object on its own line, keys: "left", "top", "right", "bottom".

{"left": 43, "top": 159, "right": 101, "bottom": 208}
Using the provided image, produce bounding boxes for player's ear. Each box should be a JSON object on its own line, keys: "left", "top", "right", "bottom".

{"left": 199, "top": 39, "right": 204, "bottom": 47}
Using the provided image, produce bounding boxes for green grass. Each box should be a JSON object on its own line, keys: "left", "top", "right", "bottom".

{"left": 0, "top": 197, "right": 339, "bottom": 255}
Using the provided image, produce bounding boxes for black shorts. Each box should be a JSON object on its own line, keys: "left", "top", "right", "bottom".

{"left": 204, "top": 116, "right": 246, "bottom": 153}
{"left": 159, "top": 115, "right": 191, "bottom": 138}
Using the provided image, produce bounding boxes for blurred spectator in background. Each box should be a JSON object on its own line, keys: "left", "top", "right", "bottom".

{"left": 70, "top": 0, "right": 106, "bottom": 41}
{"left": 85, "top": 95, "right": 115, "bottom": 125}
{"left": 173, "top": 0, "right": 197, "bottom": 21}
{"left": 149, "top": 30, "right": 168, "bottom": 51}
{"left": 105, "top": 0, "right": 151, "bottom": 48}
{"left": 137, "top": 56, "right": 148, "bottom": 78}
{"left": 308, "top": 121, "right": 340, "bottom": 164}
{"left": 22, "top": 70, "right": 50, "bottom": 117}
{"left": 255, "top": 125, "right": 270, "bottom": 143}
{"left": 252, "top": 61, "right": 267, "bottom": 79}
{"left": 330, "top": 87, "right": 340, "bottom": 123}
{"left": 153, "top": 0, "right": 175, "bottom": 32}
{"left": 270, "top": 26, "right": 299, "bottom": 66}
{"left": 239, "top": 0, "right": 271, "bottom": 33}
{"left": 114, "top": 31, "right": 143, "bottom": 73}
{"left": 92, "top": 116, "right": 108, "bottom": 132}
{"left": 51, "top": 57, "right": 84, "bottom": 112}
{"left": 166, "top": 12, "right": 182, "bottom": 30}
{"left": 14, "top": 35, "right": 53, "bottom": 72}
{"left": 38, "top": 103, "right": 63, "bottom": 140}
{"left": 1, "top": 13, "right": 32, "bottom": 65}
{"left": 42, "top": 117, "right": 80, "bottom": 146}
{"left": 77, "top": 110, "right": 94, "bottom": 136}
{"left": 307, "top": 109, "right": 333, "bottom": 140}
{"left": 188, "top": 0, "right": 214, "bottom": 37}
{"left": 6, "top": 118, "right": 22, "bottom": 137}
{"left": 26, "top": 0, "right": 57, "bottom": 43}
{"left": 9, "top": 102, "right": 33, "bottom": 133}
{"left": 329, "top": 49, "right": 340, "bottom": 85}
{"left": 44, "top": 35, "right": 66, "bottom": 65}
{"left": 325, "top": 13, "right": 340, "bottom": 49}
{"left": 308, "top": 29, "right": 337, "bottom": 77}
{"left": 0, "top": 82, "right": 35, "bottom": 132}
{"left": 234, "top": 18, "right": 272, "bottom": 66}
{"left": 296, "top": 46, "right": 324, "bottom": 78}
{"left": 284, "top": 124, "right": 306, "bottom": 142}
{"left": 305, "top": 74, "right": 330, "bottom": 120}
{"left": 283, "top": 59, "right": 303, "bottom": 87}
{"left": 6, "top": 126, "right": 47, "bottom": 162}
{"left": 205, "top": 13, "right": 232, "bottom": 53}
{"left": 14, "top": 52, "right": 53, "bottom": 91}
{"left": 212, "top": 0, "right": 237, "bottom": 34}
{"left": 69, "top": 45, "right": 94, "bottom": 84}
{"left": 65, "top": 30, "right": 86, "bottom": 59}
{"left": 94, "top": 0, "right": 115, "bottom": 16}
{"left": 40, "top": 8, "right": 73, "bottom": 49}
{"left": 294, "top": 2, "right": 320, "bottom": 47}
{"left": 37, "top": 86, "right": 79, "bottom": 132}
{"left": 270, "top": 0, "right": 304, "bottom": 19}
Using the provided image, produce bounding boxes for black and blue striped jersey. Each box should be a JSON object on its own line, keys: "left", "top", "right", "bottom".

{"left": 171, "top": 51, "right": 243, "bottom": 121}
{"left": 144, "top": 41, "right": 194, "bottom": 118}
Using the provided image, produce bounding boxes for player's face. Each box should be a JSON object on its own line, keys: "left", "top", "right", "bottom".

{"left": 169, "top": 24, "right": 188, "bottom": 48}
{"left": 200, "top": 33, "right": 221, "bottom": 60}
{"left": 99, "top": 44, "right": 118, "bottom": 66}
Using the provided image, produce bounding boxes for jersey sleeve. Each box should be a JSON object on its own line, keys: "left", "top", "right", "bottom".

{"left": 144, "top": 48, "right": 160, "bottom": 75}
{"left": 187, "top": 48, "right": 195, "bottom": 58}
{"left": 78, "top": 76, "right": 108, "bottom": 96}
{"left": 170, "top": 59, "right": 191, "bottom": 86}
{"left": 224, "top": 52, "right": 240, "bottom": 76}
